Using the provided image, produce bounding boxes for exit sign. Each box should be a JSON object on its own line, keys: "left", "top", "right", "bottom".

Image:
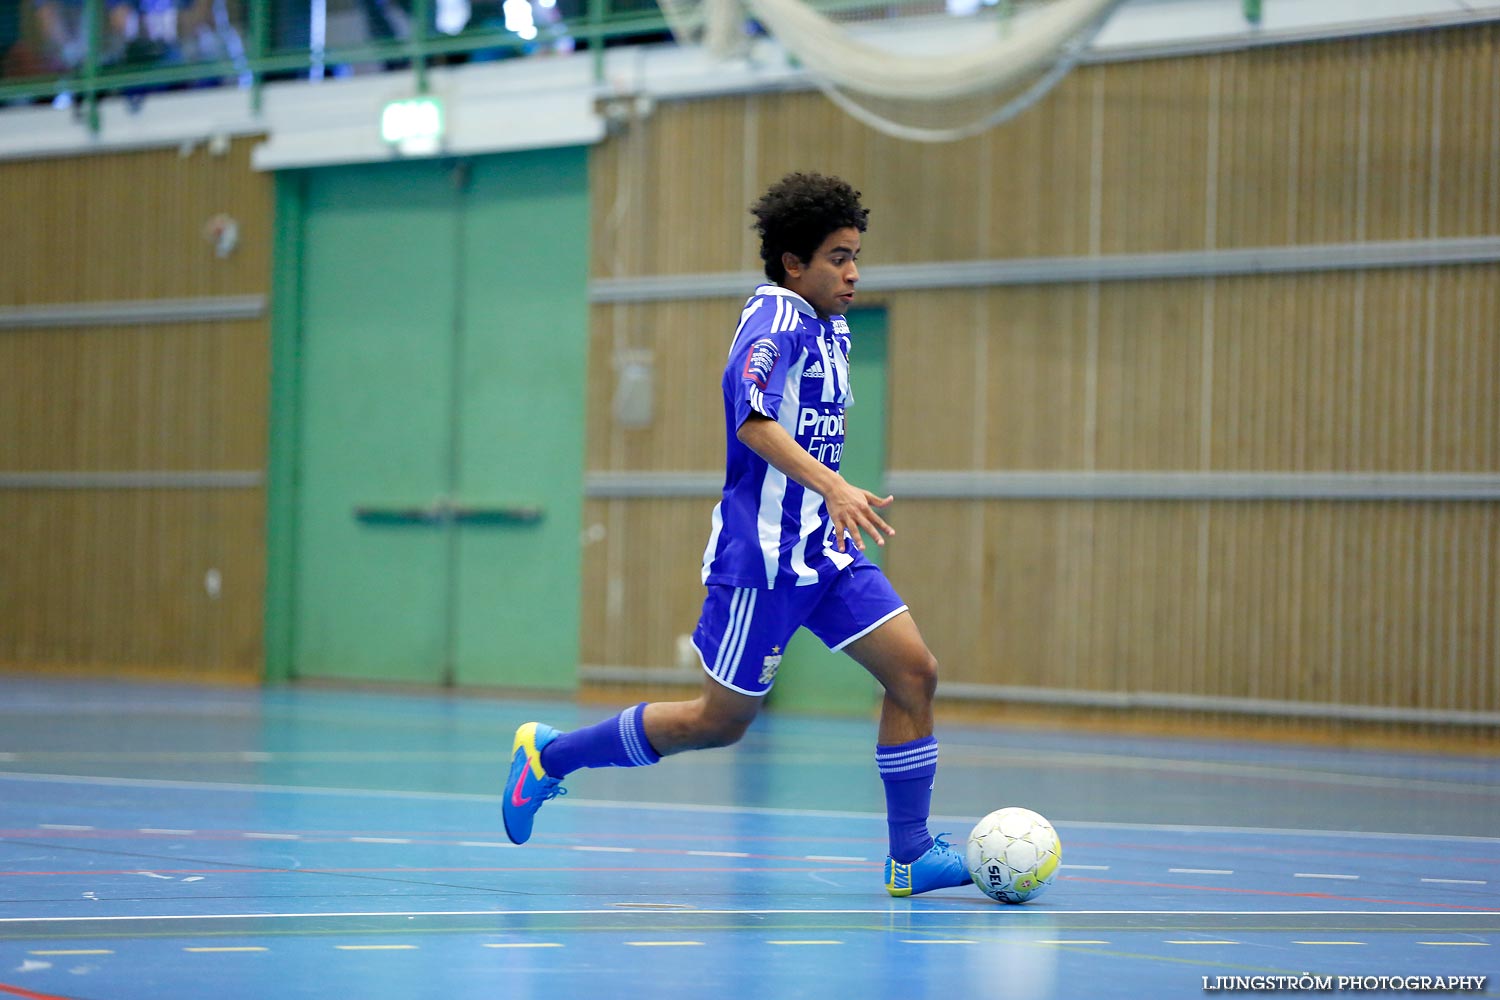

{"left": 381, "top": 97, "right": 445, "bottom": 156}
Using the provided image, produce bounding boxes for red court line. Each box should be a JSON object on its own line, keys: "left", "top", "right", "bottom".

{"left": 1063, "top": 875, "right": 1499, "bottom": 911}
{"left": 0, "top": 846, "right": 881, "bottom": 875}
{"left": 0, "top": 983, "right": 79, "bottom": 1000}
{"left": 0, "top": 865, "right": 880, "bottom": 876}
{"left": 0, "top": 829, "right": 891, "bottom": 845}
{"left": 1066, "top": 839, "right": 1500, "bottom": 865}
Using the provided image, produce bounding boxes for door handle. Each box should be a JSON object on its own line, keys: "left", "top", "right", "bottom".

{"left": 354, "top": 500, "right": 543, "bottom": 525}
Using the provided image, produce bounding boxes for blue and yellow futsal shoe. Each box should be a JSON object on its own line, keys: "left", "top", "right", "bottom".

{"left": 884, "top": 834, "right": 971, "bottom": 897}
{"left": 502, "top": 722, "right": 566, "bottom": 845}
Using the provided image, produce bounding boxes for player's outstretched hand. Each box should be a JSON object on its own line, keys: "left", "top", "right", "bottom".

{"left": 824, "top": 480, "right": 895, "bottom": 552}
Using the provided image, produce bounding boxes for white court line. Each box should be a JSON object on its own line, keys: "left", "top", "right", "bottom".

{"left": 1293, "top": 940, "right": 1366, "bottom": 946}
{"left": 1423, "top": 878, "right": 1488, "bottom": 885}
{"left": 1294, "top": 873, "right": 1360, "bottom": 880}
{"left": 805, "top": 855, "right": 867, "bottom": 862}
{"left": 139, "top": 828, "right": 195, "bottom": 835}
{"left": 1419, "top": 941, "right": 1490, "bottom": 946}
{"left": 626, "top": 941, "right": 702, "bottom": 947}
{"left": 935, "top": 749, "right": 1500, "bottom": 797}
{"left": 768, "top": 940, "right": 843, "bottom": 945}
{"left": 1036, "top": 940, "right": 1110, "bottom": 945}
{"left": 1170, "top": 869, "right": 1234, "bottom": 875}
{"left": 902, "top": 939, "right": 975, "bottom": 945}
{"left": 348, "top": 837, "right": 411, "bottom": 844}
{"left": 242, "top": 832, "right": 300, "bottom": 840}
{"left": 38, "top": 824, "right": 95, "bottom": 831}
{"left": 1166, "top": 940, "right": 1239, "bottom": 945}
{"left": 1, "top": 908, "right": 1495, "bottom": 924}
{"left": 29, "top": 949, "right": 113, "bottom": 955}
{"left": 3, "top": 770, "right": 1499, "bottom": 845}
{"left": 459, "top": 841, "right": 513, "bottom": 848}
{"left": 572, "top": 846, "right": 636, "bottom": 853}
{"left": 1062, "top": 865, "right": 1111, "bottom": 871}
{"left": 334, "top": 944, "right": 418, "bottom": 951}
{"left": 184, "top": 947, "right": 268, "bottom": 953}
{"left": 687, "top": 851, "right": 749, "bottom": 858}
{"left": 483, "top": 942, "right": 563, "bottom": 948}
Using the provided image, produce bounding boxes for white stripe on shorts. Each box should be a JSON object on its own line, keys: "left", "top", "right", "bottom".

{"left": 713, "top": 588, "right": 756, "bottom": 683}
{"left": 711, "top": 588, "right": 746, "bottom": 678}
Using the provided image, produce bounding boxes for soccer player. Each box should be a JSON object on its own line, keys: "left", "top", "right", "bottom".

{"left": 503, "top": 172, "right": 969, "bottom": 897}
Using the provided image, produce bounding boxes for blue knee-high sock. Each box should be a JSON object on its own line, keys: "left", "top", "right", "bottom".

{"left": 539, "top": 703, "right": 661, "bottom": 779}
{"left": 876, "top": 735, "right": 939, "bottom": 864}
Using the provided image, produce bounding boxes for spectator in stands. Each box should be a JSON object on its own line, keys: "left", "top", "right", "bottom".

{"left": 32, "top": 0, "right": 137, "bottom": 71}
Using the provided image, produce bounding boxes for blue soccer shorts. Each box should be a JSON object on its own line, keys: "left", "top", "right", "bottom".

{"left": 690, "top": 558, "right": 909, "bottom": 697}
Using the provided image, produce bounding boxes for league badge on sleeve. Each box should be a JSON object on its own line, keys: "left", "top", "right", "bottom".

{"left": 744, "top": 338, "right": 780, "bottom": 388}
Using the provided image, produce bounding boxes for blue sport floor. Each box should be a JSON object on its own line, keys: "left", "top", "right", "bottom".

{"left": 0, "top": 677, "right": 1496, "bottom": 999}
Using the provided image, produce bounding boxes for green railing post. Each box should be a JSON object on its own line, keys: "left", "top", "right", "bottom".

{"left": 82, "top": 0, "right": 101, "bottom": 132}
{"left": 413, "top": 0, "right": 432, "bottom": 93}
{"left": 590, "top": 0, "right": 605, "bottom": 84}
{"left": 251, "top": 0, "right": 270, "bottom": 115}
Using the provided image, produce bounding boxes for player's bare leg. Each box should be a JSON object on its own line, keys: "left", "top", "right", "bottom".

{"left": 642, "top": 675, "right": 763, "bottom": 754}
{"left": 502, "top": 675, "right": 762, "bottom": 844}
{"left": 843, "top": 610, "right": 937, "bottom": 745}
{"left": 846, "top": 611, "right": 969, "bottom": 896}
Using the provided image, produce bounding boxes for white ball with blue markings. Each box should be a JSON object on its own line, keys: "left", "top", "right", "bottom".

{"left": 966, "top": 807, "right": 1062, "bottom": 903}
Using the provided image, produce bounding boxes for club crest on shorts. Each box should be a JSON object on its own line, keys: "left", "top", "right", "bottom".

{"left": 759, "top": 646, "right": 783, "bottom": 685}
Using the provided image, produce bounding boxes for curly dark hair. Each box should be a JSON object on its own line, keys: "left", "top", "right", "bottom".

{"left": 750, "top": 173, "right": 869, "bottom": 283}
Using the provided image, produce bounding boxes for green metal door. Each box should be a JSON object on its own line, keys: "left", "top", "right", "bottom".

{"left": 451, "top": 154, "right": 587, "bottom": 688}
{"left": 769, "top": 307, "right": 889, "bottom": 716}
{"left": 290, "top": 160, "right": 456, "bottom": 684}
{"left": 270, "top": 150, "right": 587, "bottom": 690}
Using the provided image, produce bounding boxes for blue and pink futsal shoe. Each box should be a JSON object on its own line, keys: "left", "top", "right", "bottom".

{"left": 502, "top": 722, "right": 567, "bottom": 845}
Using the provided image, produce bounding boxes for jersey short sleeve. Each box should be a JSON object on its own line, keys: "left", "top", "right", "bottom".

{"left": 728, "top": 302, "right": 802, "bottom": 430}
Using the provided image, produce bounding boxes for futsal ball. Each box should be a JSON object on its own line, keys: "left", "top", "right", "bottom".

{"left": 965, "top": 807, "right": 1062, "bottom": 903}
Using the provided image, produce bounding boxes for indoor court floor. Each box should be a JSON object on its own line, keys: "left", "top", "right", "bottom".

{"left": 0, "top": 676, "right": 1495, "bottom": 999}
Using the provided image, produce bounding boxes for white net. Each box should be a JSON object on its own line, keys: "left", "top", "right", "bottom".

{"left": 666, "top": 0, "right": 1125, "bottom": 142}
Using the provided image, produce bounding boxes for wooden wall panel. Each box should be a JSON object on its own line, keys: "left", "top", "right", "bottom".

{"left": 587, "top": 298, "right": 745, "bottom": 473}
{"left": 0, "top": 320, "right": 267, "bottom": 471}
{"left": 1093, "top": 280, "right": 1205, "bottom": 470}
{"left": 577, "top": 495, "right": 1500, "bottom": 714}
{"left": 0, "top": 490, "right": 265, "bottom": 678}
{"left": 0, "top": 139, "right": 271, "bottom": 304}
{"left": 886, "top": 292, "right": 985, "bottom": 470}
{"left": 886, "top": 499, "right": 1500, "bottom": 714}
{"left": 579, "top": 498, "right": 718, "bottom": 670}
{"left": 1, "top": 137, "right": 271, "bottom": 683}
{"left": 592, "top": 24, "right": 1500, "bottom": 282}
{"left": 976, "top": 285, "right": 1094, "bottom": 471}
{"left": 1095, "top": 57, "right": 1215, "bottom": 255}
{"left": 1434, "top": 26, "right": 1500, "bottom": 238}
{"left": 1428, "top": 265, "right": 1500, "bottom": 472}
{"left": 981, "top": 75, "right": 1096, "bottom": 259}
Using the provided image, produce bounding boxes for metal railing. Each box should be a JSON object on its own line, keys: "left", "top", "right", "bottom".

{"left": 0, "top": 0, "right": 683, "bottom": 130}
{"left": 0, "top": 0, "right": 1276, "bottom": 133}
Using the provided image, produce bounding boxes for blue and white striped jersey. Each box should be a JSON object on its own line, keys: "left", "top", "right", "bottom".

{"left": 700, "top": 284, "right": 858, "bottom": 589}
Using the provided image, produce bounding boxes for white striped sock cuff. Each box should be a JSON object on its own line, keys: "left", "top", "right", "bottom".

{"left": 876, "top": 739, "right": 939, "bottom": 777}
{"left": 619, "top": 704, "right": 659, "bottom": 767}
{"left": 877, "top": 753, "right": 939, "bottom": 777}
